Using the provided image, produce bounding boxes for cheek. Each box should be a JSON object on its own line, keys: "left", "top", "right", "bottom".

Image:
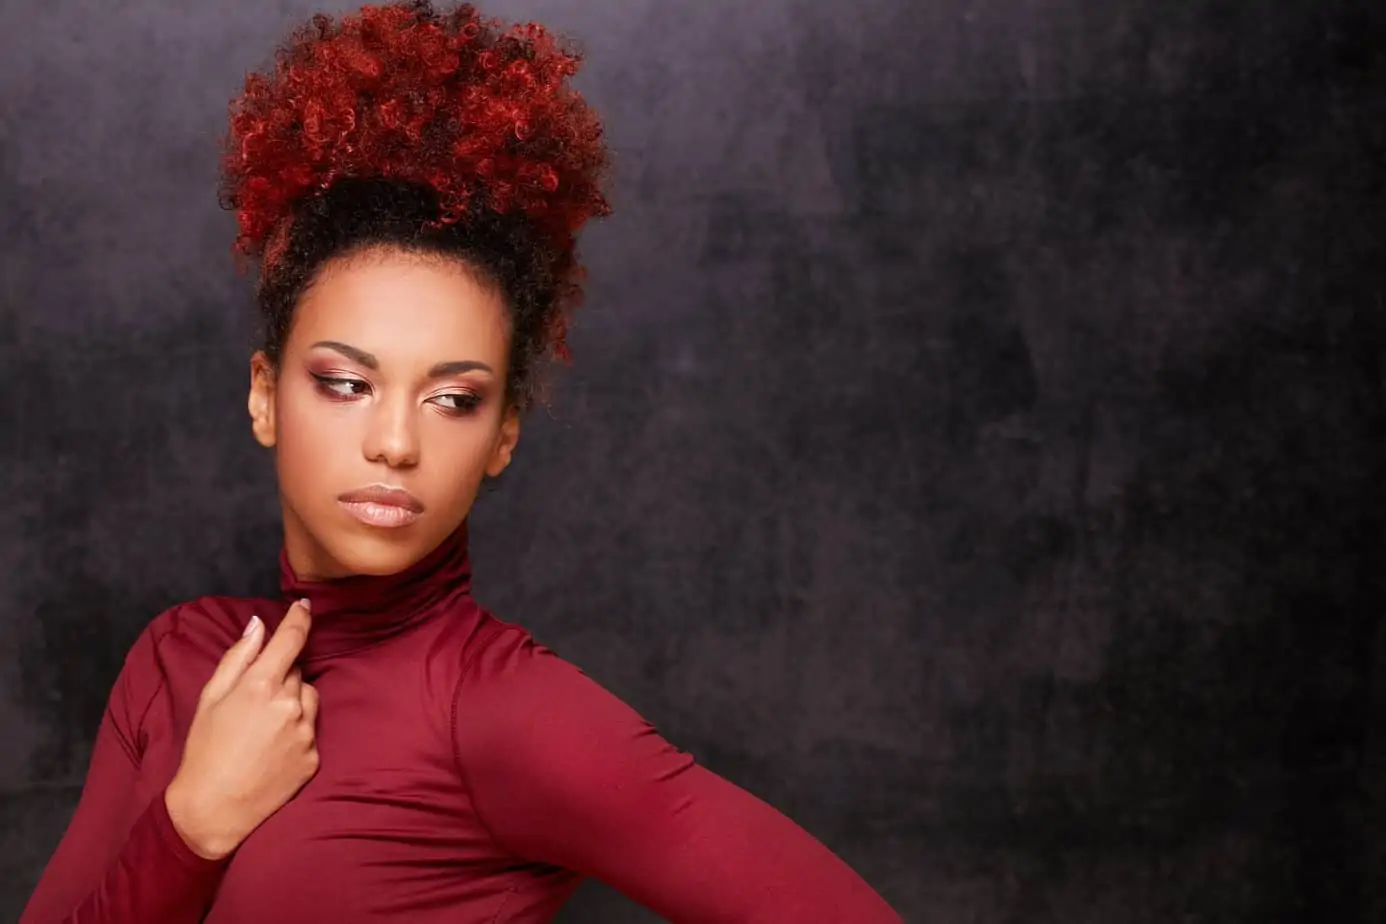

{"left": 273, "top": 382, "right": 356, "bottom": 486}
{"left": 429, "top": 414, "right": 504, "bottom": 489}
{"left": 415, "top": 415, "right": 507, "bottom": 519}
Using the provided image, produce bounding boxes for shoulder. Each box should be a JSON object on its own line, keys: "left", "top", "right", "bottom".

{"left": 421, "top": 600, "right": 554, "bottom": 684}
{"left": 458, "top": 611, "right": 565, "bottom": 681}
{"left": 135, "top": 594, "right": 270, "bottom": 667}
{"left": 446, "top": 608, "right": 663, "bottom": 763}
{"left": 106, "top": 594, "right": 270, "bottom": 749}
{"left": 447, "top": 608, "right": 599, "bottom": 715}
{"left": 119, "top": 594, "right": 268, "bottom": 681}
{"left": 445, "top": 610, "right": 698, "bottom": 847}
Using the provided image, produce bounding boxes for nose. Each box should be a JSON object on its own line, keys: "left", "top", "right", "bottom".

{"left": 362, "top": 391, "right": 419, "bottom": 468}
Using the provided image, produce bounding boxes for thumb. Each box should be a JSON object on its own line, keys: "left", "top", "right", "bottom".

{"left": 200, "top": 615, "right": 265, "bottom": 704}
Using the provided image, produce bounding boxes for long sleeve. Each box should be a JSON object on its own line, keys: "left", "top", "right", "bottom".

{"left": 20, "top": 625, "right": 228, "bottom": 924}
{"left": 451, "top": 630, "right": 903, "bottom": 923}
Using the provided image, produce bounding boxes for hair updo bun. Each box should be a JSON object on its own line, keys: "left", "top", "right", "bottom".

{"left": 218, "top": 0, "right": 611, "bottom": 408}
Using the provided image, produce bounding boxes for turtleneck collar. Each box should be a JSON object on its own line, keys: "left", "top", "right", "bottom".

{"left": 274, "top": 522, "right": 473, "bottom": 662}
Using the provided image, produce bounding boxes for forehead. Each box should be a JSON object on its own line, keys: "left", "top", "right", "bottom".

{"left": 289, "top": 249, "right": 509, "bottom": 363}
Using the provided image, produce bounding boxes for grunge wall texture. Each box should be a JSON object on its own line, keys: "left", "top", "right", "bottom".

{"left": 2, "top": 1, "right": 1384, "bottom": 921}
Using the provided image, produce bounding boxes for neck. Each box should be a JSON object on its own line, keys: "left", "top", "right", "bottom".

{"left": 273, "top": 521, "right": 474, "bottom": 662}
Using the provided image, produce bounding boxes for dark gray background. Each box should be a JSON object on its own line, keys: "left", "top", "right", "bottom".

{"left": 2, "top": 0, "right": 1384, "bottom": 921}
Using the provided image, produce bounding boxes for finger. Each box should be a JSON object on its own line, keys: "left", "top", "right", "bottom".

{"left": 282, "top": 666, "right": 302, "bottom": 700}
{"left": 300, "top": 682, "right": 319, "bottom": 729}
{"left": 201, "top": 615, "right": 265, "bottom": 703}
{"left": 250, "top": 599, "right": 312, "bottom": 682}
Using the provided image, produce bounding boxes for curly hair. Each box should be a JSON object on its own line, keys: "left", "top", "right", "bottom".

{"left": 218, "top": 0, "right": 611, "bottom": 409}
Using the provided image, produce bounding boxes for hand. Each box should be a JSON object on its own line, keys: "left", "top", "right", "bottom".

{"left": 165, "top": 600, "right": 320, "bottom": 860}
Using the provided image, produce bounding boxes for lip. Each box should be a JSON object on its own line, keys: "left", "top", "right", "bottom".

{"left": 337, "top": 484, "right": 425, "bottom": 529}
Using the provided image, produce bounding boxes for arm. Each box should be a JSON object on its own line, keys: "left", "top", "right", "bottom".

{"left": 20, "top": 627, "right": 228, "bottom": 924}
{"left": 452, "top": 631, "right": 902, "bottom": 923}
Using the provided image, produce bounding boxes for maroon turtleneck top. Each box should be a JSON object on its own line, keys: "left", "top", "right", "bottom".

{"left": 20, "top": 525, "right": 901, "bottom": 923}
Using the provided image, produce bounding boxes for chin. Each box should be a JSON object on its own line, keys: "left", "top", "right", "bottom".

{"left": 323, "top": 525, "right": 436, "bottom": 577}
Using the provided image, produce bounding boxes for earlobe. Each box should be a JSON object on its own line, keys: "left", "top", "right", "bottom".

{"left": 485, "top": 410, "right": 521, "bottom": 478}
{"left": 248, "top": 351, "right": 278, "bottom": 449}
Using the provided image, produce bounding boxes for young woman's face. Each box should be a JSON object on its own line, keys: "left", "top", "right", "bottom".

{"left": 248, "top": 246, "right": 520, "bottom": 579}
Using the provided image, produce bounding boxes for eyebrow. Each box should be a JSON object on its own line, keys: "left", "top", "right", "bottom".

{"left": 310, "top": 340, "right": 494, "bottom": 378}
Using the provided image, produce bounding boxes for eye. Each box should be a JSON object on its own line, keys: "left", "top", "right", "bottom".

{"left": 430, "top": 392, "right": 482, "bottom": 416}
{"left": 311, "top": 374, "right": 370, "bottom": 400}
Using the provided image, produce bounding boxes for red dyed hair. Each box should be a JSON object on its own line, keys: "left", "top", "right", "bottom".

{"left": 219, "top": 0, "right": 610, "bottom": 354}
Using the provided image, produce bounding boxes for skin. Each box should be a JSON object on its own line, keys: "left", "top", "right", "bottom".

{"left": 248, "top": 245, "right": 523, "bottom": 580}
{"left": 166, "top": 245, "right": 523, "bottom": 859}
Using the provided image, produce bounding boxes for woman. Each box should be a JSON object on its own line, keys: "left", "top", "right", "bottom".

{"left": 20, "top": 3, "right": 902, "bottom": 921}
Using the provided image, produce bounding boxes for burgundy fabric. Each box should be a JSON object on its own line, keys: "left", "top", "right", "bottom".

{"left": 21, "top": 525, "right": 900, "bottom": 923}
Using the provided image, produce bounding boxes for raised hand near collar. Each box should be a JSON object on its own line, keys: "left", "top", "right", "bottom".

{"left": 164, "top": 600, "right": 320, "bottom": 860}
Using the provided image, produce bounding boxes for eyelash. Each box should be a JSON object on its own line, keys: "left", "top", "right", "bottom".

{"left": 310, "top": 374, "right": 481, "bottom": 416}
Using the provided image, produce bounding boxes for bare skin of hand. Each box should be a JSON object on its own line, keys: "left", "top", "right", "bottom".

{"left": 164, "top": 600, "right": 320, "bottom": 860}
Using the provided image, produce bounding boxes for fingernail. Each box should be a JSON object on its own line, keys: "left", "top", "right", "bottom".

{"left": 298, "top": 598, "right": 312, "bottom": 613}
{"left": 243, "top": 615, "right": 262, "bottom": 638}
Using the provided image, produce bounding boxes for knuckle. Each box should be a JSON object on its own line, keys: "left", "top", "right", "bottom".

{"left": 272, "top": 695, "right": 302, "bottom": 721}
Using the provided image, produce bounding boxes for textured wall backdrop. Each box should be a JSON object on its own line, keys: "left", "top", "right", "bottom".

{"left": 3, "top": 1, "right": 1385, "bottom": 922}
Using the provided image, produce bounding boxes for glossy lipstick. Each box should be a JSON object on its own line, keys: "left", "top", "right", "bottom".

{"left": 337, "top": 484, "right": 425, "bottom": 529}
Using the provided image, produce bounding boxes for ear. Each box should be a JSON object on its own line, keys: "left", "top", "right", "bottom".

{"left": 248, "top": 351, "right": 278, "bottom": 449}
{"left": 485, "top": 406, "right": 522, "bottom": 478}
